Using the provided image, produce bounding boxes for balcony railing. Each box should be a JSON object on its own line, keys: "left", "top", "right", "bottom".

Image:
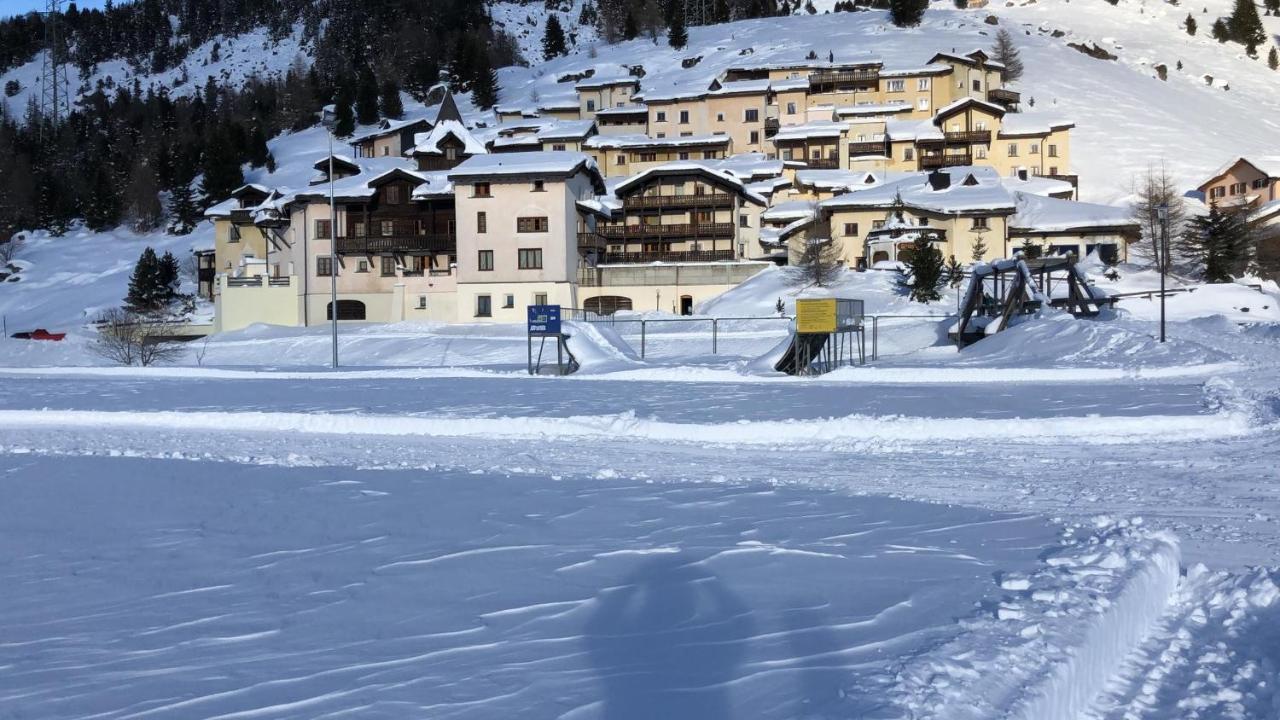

{"left": 623, "top": 194, "right": 735, "bottom": 210}
{"left": 803, "top": 157, "right": 841, "bottom": 169}
{"left": 578, "top": 231, "right": 607, "bottom": 246}
{"left": 1044, "top": 173, "right": 1079, "bottom": 188}
{"left": 809, "top": 69, "right": 879, "bottom": 86}
{"left": 920, "top": 154, "right": 973, "bottom": 169}
{"left": 336, "top": 234, "right": 455, "bottom": 254}
{"left": 988, "top": 88, "right": 1021, "bottom": 105}
{"left": 847, "top": 141, "right": 886, "bottom": 156}
{"left": 944, "top": 130, "right": 992, "bottom": 144}
{"left": 601, "top": 249, "right": 736, "bottom": 264}
{"left": 596, "top": 222, "right": 735, "bottom": 241}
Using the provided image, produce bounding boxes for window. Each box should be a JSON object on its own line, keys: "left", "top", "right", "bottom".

{"left": 445, "top": 147, "right": 458, "bottom": 160}
{"left": 356, "top": 259, "right": 369, "bottom": 273}
{"left": 417, "top": 295, "right": 427, "bottom": 309}
{"left": 381, "top": 146, "right": 389, "bottom": 157}
{"left": 315, "top": 219, "right": 331, "bottom": 240}
{"left": 678, "top": 151, "right": 690, "bottom": 160}
{"left": 679, "top": 132, "right": 693, "bottom": 137}
{"left": 679, "top": 110, "right": 690, "bottom": 124}
{"left": 887, "top": 79, "right": 905, "bottom": 92}
{"left": 1049, "top": 166, "right": 1058, "bottom": 175}
{"left": 972, "top": 217, "right": 989, "bottom": 230}
{"left": 972, "top": 79, "right": 982, "bottom": 92}
{"left": 503, "top": 294, "right": 515, "bottom": 308}
{"left": 404, "top": 256, "right": 425, "bottom": 276}
{"left": 477, "top": 211, "right": 487, "bottom": 233}
{"left": 534, "top": 292, "right": 548, "bottom": 305}
{"left": 786, "top": 102, "right": 797, "bottom": 115}
{"left": 478, "top": 250, "right": 494, "bottom": 271}
{"left": 843, "top": 222, "right": 859, "bottom": 236}
{"left": 872, "top": 220, "right": 885, "bottom": 230}
{"left": 1048, "top": 144, "right": 1058, "bottom": 157}
{"left": 749, "top": 130, "right": 760, "bottom": 144}
{"left": 353, "top": 221, "right": 366, "bottom": 237}
{"left": 475, "top": 294, "right": 492, "bottom": 317}
{"left": 1231, "top": 182, "right": 1248, "bottom": 195}
{"left": 381, "top": 220, "right": 394, "bottom": 237}
{"left": 716, "top": 112, "right": 725, "bottom": 122}
{"left": 1007, "top": 143, "right": 1019, "bottom": 157}
{"left": 551, "top": 143, "right": 566, "bottom": 152}
{"left": 617, "top": 155, "right": 627, "bottom": 165}
{"left": 656, "top": 132, "right": 666, "bottom": 138}
{"left": 639, "top": 152, "right": 657, "bottom": 162}
{"left": 703, "top": 151, "right": 717, "bottom": 159}
{"left": 518, "top": 248, "right": 543, "bottom": 269}
{"left": 745, "top": 108, "right": 759, "bottom": 122}
{"left": 740, "top": 214, "right": 750, "bottom": 228}
{"left": 517, "top": 217, "right": 550, "bottom": 233}
{"left": 384, "top": 185, "right": 402, "bottom": 204}
{"left": 656, "top": 111, "right": 667, "bottom": 122}
{"left": 917, "top": 98, "right": 929, "bottom": 111}
{"left": 586, "top": 99, "right": 596, "bottom": 111}
{"left": 1210, "top": 186, "right": 1227, "bottom": 199}
{"left": 1253, "top": 178, "right": 1269, "bottom": 189}
{"left": 473, "top": 182, "right": 491, "bottom": 197}
{"left": 380, "top": 256, "right": 396, "bottom": 276}
{"left": 917, "top": 77, "right": 930, "bottom": 91}
{"left": 904, "top": 148, "right": 915, "bottom": 161}
{"left": 1029, "top": 143, "right": 1040, "bottom": 154}
{"left": 328, "top": 300, "right": 366, "bottom": 320}
{"left": 228, "top": 224, "right": 241, "bottom": 242}
{"left": 532, "top": 180, "right": 545, "bottom": 192}
{"left": 317, "top": 257, "right": 333, "bottom": 276}
{"left": 976, "top": 146, "right": 988, "bottom": 159}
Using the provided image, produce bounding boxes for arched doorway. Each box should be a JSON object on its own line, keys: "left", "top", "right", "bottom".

{"left": 327, "top": 299, "right": 367, "bottom": 320}
{"left": 584, "top": 295, "right": 633, "bottom": 316}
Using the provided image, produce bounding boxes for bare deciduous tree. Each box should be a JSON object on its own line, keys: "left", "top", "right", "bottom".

{"left": 793, "top": 237, "right": 845, "bottom": 287}
{"left": 1131, "top": 162, "right": 1187, "bottom": 272}
{"left": 0, "top": 234, "right": 22, "bottom": 264}
{"left": 91, "top": 308, "right": 185, "bottom": 367}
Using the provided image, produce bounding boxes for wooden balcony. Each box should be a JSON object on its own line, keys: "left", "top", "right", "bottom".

{"left": 803, "top": 157, "right": 841, "bottom": 169}
{"left": 809, "top": 69, "right": 879, "bottom": 86}
{"left": 577, "top": 231, "right": 607, "bottom": 246}
{"left": 1044, "top": 173, "right": 1079, "bottom": 188}
{"left": 988, "top": 88, "right": 1021, "bottom": 105}
{"left": 847, "top": 141, "right": 887, "bottom": 156}
{"left": 764, "top": 118, "right": 780, "bottom": 138}
{"left": 596, "top": 222, "right": 735, "bottom": 241}
{"left": 335, "top": 234, "right": 455, "bottom": 254}
{"left": 623, "top": 194, "right": 735, "bottom": 210}
{"left": 602, "top": 249, "right": 736, "bottom": 264}
{"left": 919, "top": 154, "right": 973, "bottom": 169}
{"left": 944, "top": 130, "right": 992, "bottom": 144}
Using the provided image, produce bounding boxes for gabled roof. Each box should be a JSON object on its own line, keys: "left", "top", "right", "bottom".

{"left": 1197, "top": 157, "right": 1280, "bottom": 192}
{"left": 820, "top": 166, "right": 1017, "bottom": 215}
{"left": 927, "top": 50, "right": 1006, "bottom": 71}
{"left": 348, "top": 116, "right": 433, "bottom": 145}
{"left": 448, "top": 151, "right": 607, "bottom": 194}
{"left": 584, "top": 133, "right": 731, "bottom": 150}
{"left": 312, "top": 154, "right": 361, "bottom": 175}
{"left": 1010, "top": 192, "right": 1138, "bottom": 233}
{"left": 575, "top": 75, "right": 639, "bottom": 91}
{"left": 611, "top": 162, "right": 768, "bottom": 206}
{"left": 932, "top": 97, "right": 1007, "bottom": 125}
{"left": 410, "top": 119, "right": 487, "bottom": 157}
{"left": 432, "top": 89, "right": 463, "bottom": 125}
{"left": 537, "top": 120, "right": 597, "bottom": 142}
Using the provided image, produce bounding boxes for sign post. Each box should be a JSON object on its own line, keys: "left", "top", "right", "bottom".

{"left": 527, "top": 305, "right": 574, "bottom": 376}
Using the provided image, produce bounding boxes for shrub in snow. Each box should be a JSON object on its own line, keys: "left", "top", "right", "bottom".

{"left": 900, "top": 234, "right": 945, "bottom": 302}
{"left": 91, "top": 307, "right": 185, "bottom": 367}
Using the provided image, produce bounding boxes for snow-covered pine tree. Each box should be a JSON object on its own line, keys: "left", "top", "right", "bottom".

{"left": 1211, "top": 17, "right": 1231, "bottom": 42}
{"left": 1270, "top": 46, "right": 1279, "bottom": 70}
{"left": 125, "top": 247, "right": 163, "bottom": 313}
{"left": 472, "top": 54, "right": 500, "bottom": 110}
{"left": 355, "top": 67, "right": 380, "bottom": 124}
{"left": 1185, "top": 13, "right": 1197, "bottom": 35}
{"left": 992, "top": 28, "right": 1024, "bottom": 82}
{"left": 543, "top": 14, "right": 568, "bottom": 60}
{"left": 167, "top": 179, "right": 200, "bottom": 236}
{"left": 1227, "top": 0, "right": 1266, "bottom": 54}
{"left": 889, "top": 0, "right": 927, "bottom": 27}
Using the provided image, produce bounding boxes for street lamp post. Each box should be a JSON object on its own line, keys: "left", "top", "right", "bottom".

{"left": 322, "top": 107, "right": 340, "bottom": 369}
{"left": 1156, "top": 202, "right": 1169, "bottom": 343}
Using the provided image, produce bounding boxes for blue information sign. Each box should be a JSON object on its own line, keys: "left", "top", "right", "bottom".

{"left": 527, "top": 304, "right": 562, "bottom": 335}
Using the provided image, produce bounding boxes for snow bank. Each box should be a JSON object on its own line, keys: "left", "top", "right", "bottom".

{"left": 896, "top": 519, "right": 1183, "bottom": 720}
{"left": 0, "top": 403, "right": 1256, "bottom": 448}
{"left": 563, "top": 320, "right": 643, "bottom": 374}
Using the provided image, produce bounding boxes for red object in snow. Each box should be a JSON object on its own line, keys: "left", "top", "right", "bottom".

{"left": 11, "top": 329, "right": 66, "bottom": 341}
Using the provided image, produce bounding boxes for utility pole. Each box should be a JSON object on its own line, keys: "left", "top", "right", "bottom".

{"left": 323, "top": 107, "right": 340, "bottom": 369}
{"left": 1156, "top": 203, "right": 1169, "bottom": 343}
{"left": 38, "top": 0, "right": 72, "bottom": 137}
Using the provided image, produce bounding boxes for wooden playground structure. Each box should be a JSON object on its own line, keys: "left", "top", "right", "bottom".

{"left": 950, "top": 255, "right": 1107, "bottom": 347}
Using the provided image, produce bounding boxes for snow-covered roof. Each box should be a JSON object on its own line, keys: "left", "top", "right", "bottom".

{"left": 794, "top": 169, "right": 892, "bottom": 191}
{"left": 762, "top": 199, "right": 818, "bottom": 222}
{"left": 536, "top": 120, "right": 597, "bottom": 141}
{"left": 409, "top": 120, "right": 487, "bottom": 157}
{"left": 1199, "top": 157, "right": 1280, "bottom": 190}
{"left": 820, "top": 166, "right": 1017, "bottom": 215}
{"left": 704, "top": 152, "right": 785, "bottom": 181}
{"left": 347, "top": 116, "right": 432, "bottom": 145}
{"left": 834, "top": 102, "right": 913, "bottom": 117}
{"left": 879, "top": 63, "right": 952, "bottom": 78}
{"left": 448, "top": 151, "right": 605, "bottom": 190}
{"left": 886, "top": 118, "right": 943, "bottom": 142}
{"left": 584, "top": 133, "right": 731, "bottom": 150}
{"left": 575, "top": 75, "right": 639, "bottom": 90}
{"left": 928, "top": 50, "right": 1006, "bottom": 71}
{"left": 773, "top": 121, "right": 849, "bottom": 142}
{"left": 998, "top": 113, "right": 1075, "bottom": 138}
{"left": 1010, "top": 192, "right": 1138, "bottom": 232}
{"left": 611, "top": 162, "right": 768, "bottom": 206}
{"left": 932, "top": 97, "right": 1007, "bottom": 124}
{"left": 594, "top": 105, "right": 649, "bottom": 117}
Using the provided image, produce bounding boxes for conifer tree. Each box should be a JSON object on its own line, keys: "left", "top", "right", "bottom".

{"left": 902, "top": 234, "right": 945, "bottom": 302}
{"left": 668, "top": 5, "right": 688, "bottom": 49}
{"left": 1180, "top": 206, "right": 1253, "bottom": 282}
{"left": 125, "top": 246, "right": 162, "bottom": 313}
{"left": 157, "top": 249, "right": 182, "bottom": 304}
{"left": 992, "top": 28, "right": 1024, "bottom": 82}
{"left": 472, "top": 53, "right": 500, "bottom": 110}
{"left": 247, "top": 125, "right": 270, "bottom": 168}
{"left": 1269, "top": 46, "right": 1279, "bottom": 70}
{"left": 125, "top": 157, "right": 163, "bottom": 232}
{"left": 1212, "top": 17, "right": 1230, "bottom": 42}
{"left": 355, "top": 67, "right": 380, "bottom": 124}
{"left": 1228, "top": 0, "right": 1266, "bottom": 53}
{"left": 543, "top": 14, "right": 568, "bottom": 60}
{"left": 1267, "top": 0, "right": 1279, "bottom": 14}
{"left": 331, "top": 83, "right": 356, "bottom": 137}
{"left": 1185, "top": 13, "right": 1197, "bottom": 35}
{"left": 83, "top": 163, "right": 123, "bottom": 231}
{"left": 889, "top": 0, "right": 928, "bottom": 28}
{"left": 167, "top": 178, "right": 200, "bottom": 235}
{"left": 623, "top": 10, "right": 639, "bottom": 40}
{"left": 379, "top": 79, "right": 404, "bottom": 119}
{"left": 199, "top": 128, "right": 244, "bottom": 205}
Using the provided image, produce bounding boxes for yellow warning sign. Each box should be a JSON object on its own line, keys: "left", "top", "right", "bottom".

{"left": 795, "top": 298, "right": 837, "bottom": 334}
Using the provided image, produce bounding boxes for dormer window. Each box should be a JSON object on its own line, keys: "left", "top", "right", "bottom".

{"left": 445, "top": 147, "right": 458, "bottom": 160}
{"left": 384, "top": 185, "right": 402, "bottom": 204}
{"left": 474, "top": 182, "right": 491, "bottom": 198}
{"left": 533, "top": 180, "right": 546, "bottom": 192}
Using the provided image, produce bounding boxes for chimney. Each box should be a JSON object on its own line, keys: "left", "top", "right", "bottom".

{"left": 927, "top": 170, "right": 951, "bottom": 191}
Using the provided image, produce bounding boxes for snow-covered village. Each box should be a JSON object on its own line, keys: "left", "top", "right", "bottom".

{"left": 1, "top": 0, "right": 1279, "bottom": 716}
